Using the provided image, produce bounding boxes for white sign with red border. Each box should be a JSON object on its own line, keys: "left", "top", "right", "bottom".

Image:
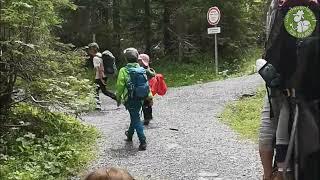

{"left": 207, "top": 7, "right": 221, "bottom": 25}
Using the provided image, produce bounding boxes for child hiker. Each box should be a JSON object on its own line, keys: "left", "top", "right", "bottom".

{"left": 138, "top": 54, "right": 155, "bottom": 125}
{"left": 115, "top": 48, "right": 152, "bottom": 151}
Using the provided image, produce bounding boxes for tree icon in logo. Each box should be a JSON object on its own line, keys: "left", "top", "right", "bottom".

{"left": 285, "top": 6, "right": 317, "bottom": 38}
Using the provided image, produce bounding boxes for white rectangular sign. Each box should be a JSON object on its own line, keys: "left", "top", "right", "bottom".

{"left": 208, "top": 27, "right": 221, "bottom": 34}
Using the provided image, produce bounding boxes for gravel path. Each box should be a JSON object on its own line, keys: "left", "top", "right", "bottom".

{"left": 81, "top": 74, "right": 263, "bottom": 180}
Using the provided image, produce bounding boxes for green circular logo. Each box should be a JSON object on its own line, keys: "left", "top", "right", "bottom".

{"left": 284, "top": 6, "right": 317, "bottom": 38}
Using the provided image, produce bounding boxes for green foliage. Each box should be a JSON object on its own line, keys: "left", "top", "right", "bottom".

{"left": 0, "top": 0, "right": 95, "bottom": 118}
{"left": 152, "top": 54, "right": 218, "bottom": 87}
{"left": 224, "top": 48, "right": 262, "bottom": 77}
{"left": 221, "top": 88, "right": 265, "bottom": 141}
{"left": 0, "top": 104, "right": 99, "bottom": 180}
{"left": 2, "top": 0, "right": 76, "bottom": 42}
{"left": 59, "top": 0, "right": 267, "bottom": 60}
{"left": 0, "top": 1, "right": 98, "bottom": 178}
{"left": 25, "top": 46, "right": 96, "bottom": 113}
{"left": 151, "top": 47, "right": 261, "bottom": 87}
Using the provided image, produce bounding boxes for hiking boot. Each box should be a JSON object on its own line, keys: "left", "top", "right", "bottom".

{"left": 144, "top": 119, "right": 151, "bottom": 126}
{"left": 125, "top": 131, "right": 132, "bottom": 142}
{"left": 139, "top": 143, "right": 147, "bottom": 151}
{"left": 95, "top": 106, "right": 102, "bottom": 111}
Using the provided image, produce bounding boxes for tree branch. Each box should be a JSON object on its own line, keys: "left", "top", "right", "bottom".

{"left": 30, "top": 95, "right": 49, "bottom": 104}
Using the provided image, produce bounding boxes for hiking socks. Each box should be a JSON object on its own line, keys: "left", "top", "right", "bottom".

{"left": 143, "top": 105, "right": 153, "bottom": 125}
{"left": 275, "top": 144, "right": 289, "bottom": 166}
{"left": 143, "top": 105, "right": 153, "bottom": 120}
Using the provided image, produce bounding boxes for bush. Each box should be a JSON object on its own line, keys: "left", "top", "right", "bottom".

{"left": 0, "top": 104, "right": 99, "bottom": 180}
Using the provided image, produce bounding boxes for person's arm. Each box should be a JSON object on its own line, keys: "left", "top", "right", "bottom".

{"left": 116, "top": 68, "right": 126, "bottom": 103}
{"left": 145, "top": 84, "right": 154, "bottom": 106}
{"left": 146, "top": 68, "right": 156, "bottom": 78}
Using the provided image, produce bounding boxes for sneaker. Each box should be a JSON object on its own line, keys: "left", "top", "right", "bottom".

{"left": 95, "top": 106, "right": 102, "bottom": 111}
{"left": 139, "top": 143, "right": 147, "bottom": 151}
{"left": 144, "top": 119, "right": 151, "bottom": 126}
{"left": 125, "top": 131, "right": 132, "bottom": 142}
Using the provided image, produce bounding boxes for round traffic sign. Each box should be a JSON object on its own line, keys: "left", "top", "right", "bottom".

{"left": 284, "top": 6, "right": 317, "bottom": 38}
{"left": 207, "top": 7, "right": 221, "bottom": 26}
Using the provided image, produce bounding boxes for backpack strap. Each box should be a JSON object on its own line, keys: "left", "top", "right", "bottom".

{"left": 266, "top": 85, "right": 274, "bottom": 118}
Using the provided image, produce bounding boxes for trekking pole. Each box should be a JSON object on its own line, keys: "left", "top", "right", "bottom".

{"left": 283, "top": 89, "right": 299, "bottom": 180}
{"left": 294, "top": 102, "right": 299, "bottom": 180}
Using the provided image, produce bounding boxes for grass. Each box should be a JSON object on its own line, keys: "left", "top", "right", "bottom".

{"left": 151, "top": 47, "right": 262, "bottom": 87}
{"left": 221, "top": 88, "right": 265, "bottom": 141}
{"left": 153, "top": 58, "right": 219, "bottom": 87}
{"left": 0, "top": 104, "right": 100, "bottom": 180}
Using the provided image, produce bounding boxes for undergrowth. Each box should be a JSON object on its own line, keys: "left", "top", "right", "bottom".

{"left": 0, "top": 104, "right": 99, "bottom": 180}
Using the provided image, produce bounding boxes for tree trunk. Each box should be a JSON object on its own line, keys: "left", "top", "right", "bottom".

{"left": 0, "top": 69, "right": 15, "bottom": 123}
{"left": 176, "top": 6, "right": 184, "bottom": 62}
{"left": 112, "top": 0, "right": 122, "bottom": 63}
{"left": 0, "top": 1, "right": 12, "bottom": 122}
{"left": 144, "top": 0, "right": 152, "bottom": 55}
{"left": 163, "top": 0, "right": 172, "bottom": 55}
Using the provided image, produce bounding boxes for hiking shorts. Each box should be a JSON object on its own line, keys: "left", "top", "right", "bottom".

{"left": 259, "top": 90, "right": 291, "bottom": 151}
{"left": 259, "top": 95, "right": 277, "bottom": 151}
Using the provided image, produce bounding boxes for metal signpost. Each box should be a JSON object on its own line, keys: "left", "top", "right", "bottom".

{"left": 207, "top": 7, "right": 221, "bottom": 75}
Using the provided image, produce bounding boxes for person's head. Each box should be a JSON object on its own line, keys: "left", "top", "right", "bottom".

{"left": 138, "top": 54, "right": 150, "bottom": 68}
{"left": 85, "top": 167, "right": 134, "bottom": 180}
{"left": 88, "top": 43, "right": 100, "bottom": 56}
{"left": 123, "top": 48, "right": 139, "bottom": 63}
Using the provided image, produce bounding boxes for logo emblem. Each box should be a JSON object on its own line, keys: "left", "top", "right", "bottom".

{"left": 284, "top": 6, "right": 317, "bottom": 38}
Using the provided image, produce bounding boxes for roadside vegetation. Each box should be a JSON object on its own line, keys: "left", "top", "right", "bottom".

{"left": 0, "top": 1, "right": 98, "bottom": 179}
{"left": 221, "top": 88, "right": 265, "bottom": 141}
{"left": 152, "top": 48, "right": 261, "bottom": 87}
{"left": 0, "top": 105, "right": 99, "bottom": 180}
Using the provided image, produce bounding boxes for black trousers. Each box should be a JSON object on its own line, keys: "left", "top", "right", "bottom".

{"left": 143, "top": 99, "right": 153, "bottom": 121}
{"left": 95, "top": 78, "right": 116, "bottom": 104}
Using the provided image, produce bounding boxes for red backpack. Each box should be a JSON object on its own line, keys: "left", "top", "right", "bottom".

{"left": 149, "top": 74, "right": 167, "bottom": 96}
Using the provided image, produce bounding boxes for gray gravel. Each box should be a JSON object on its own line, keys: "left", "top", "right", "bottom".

{"left": 81, "top": 74, "right": 264, "bottom": 180}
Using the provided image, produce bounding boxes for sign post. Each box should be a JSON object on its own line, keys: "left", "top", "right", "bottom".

{"left": 207, "top": 7, "right": 221, "bottom": 75}
{"left": 214, "top": 30, "right": 218, "bottom": 75}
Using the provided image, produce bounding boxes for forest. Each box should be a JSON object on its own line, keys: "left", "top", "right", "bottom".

{"left": 0, "top": 0, "right": 267, "bottom": 179}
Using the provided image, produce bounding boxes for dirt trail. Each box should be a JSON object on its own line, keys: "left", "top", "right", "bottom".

{"left": 82, "top": 74, "right": 263, "bottom": 180}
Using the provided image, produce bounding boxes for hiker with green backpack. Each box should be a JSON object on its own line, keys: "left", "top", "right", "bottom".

{"left": 115, "top": 48, "right": 152, "bottom": 151}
